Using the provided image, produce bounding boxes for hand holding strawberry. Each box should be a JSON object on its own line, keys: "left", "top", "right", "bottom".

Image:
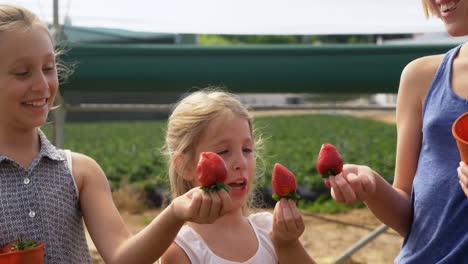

{"left": 270, "top": 199, "right": 305, "bottom": 248}
{"left": 171, "top": 186, "right": 233, "bottom": 224}
{"left": 196, "top": 152, "right": 230, "bottom": 192}
{"left": 329, "top": 164, "right": 377, "bottom": 204}
{"left": 316, "top": 143, "right": 343, "bottom": 178}
{"left": 271, "top": 163, "right": 300, "bottom": 201}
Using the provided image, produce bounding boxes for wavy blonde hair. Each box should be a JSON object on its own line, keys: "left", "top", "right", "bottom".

{"left": 162, "top": 88, "right": 264, "bottom": 212}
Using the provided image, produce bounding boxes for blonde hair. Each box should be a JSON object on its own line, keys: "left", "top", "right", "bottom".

{"left": 163, "top": 88, "right": 264, "bottom": 211}
{"left": 0, "top": 4, "right": 71, "bottom": 90}
{"left": 421, "top": 0, "right": 440, "bottom": 18}
{"left": 0, "top": 4, "right": 50, "bottom": 36}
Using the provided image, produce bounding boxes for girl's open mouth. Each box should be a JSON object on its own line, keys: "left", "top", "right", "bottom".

{"left": 228, "top": 179, "right": 247, "bottom": 190}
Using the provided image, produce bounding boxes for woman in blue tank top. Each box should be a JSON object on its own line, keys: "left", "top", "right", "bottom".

{"left": 325, "top": 1, "right": 468, "bottom": 263}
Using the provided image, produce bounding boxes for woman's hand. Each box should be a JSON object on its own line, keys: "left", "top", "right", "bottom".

{"left": 329, "top": 164, "right": 377, "bottom": 205}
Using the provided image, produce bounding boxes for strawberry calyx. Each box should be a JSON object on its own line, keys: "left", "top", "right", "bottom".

{"left": 200, "top": 182, "right": 230, "bottom": 192}
{"left": 272, "top": 191, "right": 301, "bottom": 201}
{"left": 322, "top": 168, "right": 341, "bottom": 178}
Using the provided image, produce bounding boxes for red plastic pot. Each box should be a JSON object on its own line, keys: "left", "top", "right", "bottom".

{"left": 0, "top": 243, "right": 44, "bottom": 264}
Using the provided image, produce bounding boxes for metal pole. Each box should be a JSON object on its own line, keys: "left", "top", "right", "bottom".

{"left": 51, "top": 0, "right": 66, "bottom": 148}
{"left": 53, "top": 0, "right": 59, "bottom": 30}
{"left": 334, "top": 224, "right": 389, "bottom": 264}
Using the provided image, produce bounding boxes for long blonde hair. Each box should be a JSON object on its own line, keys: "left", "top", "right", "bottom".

{"left": 162, "top": 88, "right": 264, "bottom": 211}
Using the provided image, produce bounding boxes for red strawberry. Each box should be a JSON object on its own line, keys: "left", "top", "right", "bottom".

{"left": 316, "top": 143, "right": 343, "bottom": 178}
{"left": 196, "top": 152, "right": 230, "bottom": 192}
{"left": 271, "top": 163, "right": 300, "bottom": 201}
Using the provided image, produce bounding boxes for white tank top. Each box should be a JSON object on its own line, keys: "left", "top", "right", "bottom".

{"left": 174, "top": 212, "right": 278, "bottom": 264}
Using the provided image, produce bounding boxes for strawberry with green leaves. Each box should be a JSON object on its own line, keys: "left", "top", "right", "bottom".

{"left": 196, "top": 152, "right": 230, "bottom": 192}
{"left": 316, "top": 143, "right": 343, "bottom": 179}
{"left": 271, "top": 163, "right": 300, "bottom": 201}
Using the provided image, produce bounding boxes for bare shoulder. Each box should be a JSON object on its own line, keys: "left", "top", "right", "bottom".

{"left": 397, "top": 55, "right": 444, "bottom": 104}
{"left": 69, "top": 151, "right": 107, "bottom": 193}
{"left": 400, "top": 55, "right": 444, "bottom": 89}
{"left": 160, "top": 242, "right": 191, "bottom": 264}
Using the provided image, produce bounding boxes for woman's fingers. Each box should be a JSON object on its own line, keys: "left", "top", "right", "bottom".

{"left": 331, "top": 174, "right": 357, "bottom": 204}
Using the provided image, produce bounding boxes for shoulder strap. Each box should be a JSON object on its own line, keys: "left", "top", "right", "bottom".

{"left": 64, "top": 149, "right": 73, "bottom": 171}
{"left": 64, "top": 149, "right": 80, "bottom": 198}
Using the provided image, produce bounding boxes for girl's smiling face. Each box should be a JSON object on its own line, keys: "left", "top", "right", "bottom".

{"left": 191, "top": 110, "right": 256, "bottom": 210}
{"left": 0, "top": 25, "right": 58, "bottom": 131}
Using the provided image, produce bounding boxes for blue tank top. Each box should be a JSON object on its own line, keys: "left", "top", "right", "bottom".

{"left": 395, "top": 45, "right": 468, "bottom": 263}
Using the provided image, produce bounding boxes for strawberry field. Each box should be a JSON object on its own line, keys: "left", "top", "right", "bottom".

{"left": 43, "top": 113, "right": 396, "bottom": 206}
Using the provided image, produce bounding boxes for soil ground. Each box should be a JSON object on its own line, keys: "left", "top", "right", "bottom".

{"left": 86, "top": 109, "right": 401, "bottom": 264}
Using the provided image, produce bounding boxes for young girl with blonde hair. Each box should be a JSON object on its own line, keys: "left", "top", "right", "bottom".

{"left": 0, "top": 4, "right": 231, "bottom": 263}
{"left": 160, "top": 88, "right": 315, "bottom": 264}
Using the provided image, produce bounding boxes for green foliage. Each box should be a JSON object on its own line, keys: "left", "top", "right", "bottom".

{"left": 42, "top": 114, "right": 396, "bottom": 210}
{"left": 255, "top": 114, "right": 396, "bottom": 190}
{"left": 198, "top": 35, "right": 302, "bottom": 45}
{"left": 298, "top": 195, "right": 364, "bottom": 214}
{"left": 11, "top": 237, "right": 39, "bottom": 251}
{"left": 42, "top": 121, "right": 168, "bottom": 189}
{"left": 197, "top": 34, "right": 412, "bottom": 45}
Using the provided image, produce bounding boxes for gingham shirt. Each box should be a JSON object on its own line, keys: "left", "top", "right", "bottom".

{"left": 0, "top": 130, "right": 92, "bottom": 263}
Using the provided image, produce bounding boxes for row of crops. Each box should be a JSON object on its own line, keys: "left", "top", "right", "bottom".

{"left": 43, "top": 113, "right": 397, "bottom": 209}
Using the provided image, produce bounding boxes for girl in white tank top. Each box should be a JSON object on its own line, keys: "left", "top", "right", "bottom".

{"left": 160, "top": 89, "right": 315, "bottom": 264}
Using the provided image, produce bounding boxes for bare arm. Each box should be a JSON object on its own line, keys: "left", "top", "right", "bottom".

{"left": 329, "top": 55, "right": 443, "bottom": 236}
{"left": 73, "top": 153, "right": 232, "bottom": 264}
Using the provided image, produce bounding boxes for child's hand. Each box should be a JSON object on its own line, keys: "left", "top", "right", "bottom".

{"left": 171, "top": 187, "right": 232, "bottom": 224}
{"left": 329, "top": 164, "right": 377, "bottom": 205}
{"left": 270, "top": 199, "right": 305, "bottom": 247}
{"left": 457, "top": 161, "right": 468, "bottom": 197}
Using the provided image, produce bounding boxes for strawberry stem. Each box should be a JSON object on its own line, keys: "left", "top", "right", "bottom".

{"left": 200, "top": 182, "right": 230, "bottom": 192}
{"left": 272, "top": 191, "right": 301, "bottom": 201}
{"left": 322, "top": 168, "right": 341, "bottom": 178}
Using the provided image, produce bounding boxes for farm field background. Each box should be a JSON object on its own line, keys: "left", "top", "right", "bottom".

{"left": 44, "top": 110, "right": 403, "bottom": 263}
{"left": 42, "top": 111, "right": 397, "bottom": 212}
